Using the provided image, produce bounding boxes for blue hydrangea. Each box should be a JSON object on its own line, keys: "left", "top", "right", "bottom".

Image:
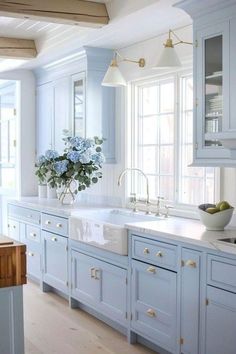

{"left": 79, "top": 151, "right": 92, "bottom": 164}
{"left": 83, "top": 138, "right": 95, "bottom": 149}
{"left": 54, "top": 160, "right": 69, "bottom": 175}
{"left": 91, "top": 152, "right": 105, "bottom": 165}
{"left": 45, "top": 150, "right": 59, "bottom": 160}
{"left": 36, "top": 155, "right": 46, "bottom": 166}
{"left": 69, "top": 137, "right": 84, "bottom": 150}
{"left": 67, "top": 151, "right": 81, "bottom": 163}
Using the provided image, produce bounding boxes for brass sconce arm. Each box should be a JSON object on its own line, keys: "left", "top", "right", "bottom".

{"left": 164, "top": 29, "right": 193, "bottom": 48}
{"left": 115, "top": 51, "right": 146, "bottom": 68}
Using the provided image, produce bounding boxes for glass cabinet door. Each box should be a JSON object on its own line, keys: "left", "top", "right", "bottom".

{"left": 204, "top": 35, "right": 223, "bottom": 145}
{"left": 195, "top": 21, "right": 230, "bottom": 160}
{"left": 72, "top": 72, "right": 86, "bottom": 138}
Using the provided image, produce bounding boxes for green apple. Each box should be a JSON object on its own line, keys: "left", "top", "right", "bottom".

{"left": 219, "top": 201, "right": 231, "bottom": 211}
{"left": 206, "top": 207, "right": 219, "bottom": 214}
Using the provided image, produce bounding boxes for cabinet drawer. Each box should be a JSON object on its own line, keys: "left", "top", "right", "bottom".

{"left": 26, "top": 241, "right": 41, "bottom": 280}
{"left": 7, "top": 218, "right": 20, "bottom": 241}
{"left": 8, "top": 204, "right": 40, "bottom": 225}
{"left": 42, "top": 213, "right": 68, "bottom": 236}
{"left": 26, "top": 225, "right": 40, "bottom": 243}
{"left": 207, "top": 255, "right": 236, "bottom": 293}
{"left": 132, "top": 235, "right": 177, "bottom": 270}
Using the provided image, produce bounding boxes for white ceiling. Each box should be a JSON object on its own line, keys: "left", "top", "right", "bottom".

{"left": 0, "top": 0, "right": 192, "bottom": 71}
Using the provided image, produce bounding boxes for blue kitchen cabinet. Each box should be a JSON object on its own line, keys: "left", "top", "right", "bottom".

{"left": 131, "top": 259, "right": 177, "bottom": 353}
{"left": 0, "top": 286, "right": 24, "bottom": 354}
{"left": 8, "top": 204, "right": 42, "bottom": 281}
{"left": 71, "top": 250, "right": 127, "bottom": 325}
{"left": 205, "top": 285, "right": 236, "bottom": 354}
{"left": 42, "top": 231, "right": 68, "bottom": 294}
{"left": 181, "top": 248, "right": 201, "bottom": 354}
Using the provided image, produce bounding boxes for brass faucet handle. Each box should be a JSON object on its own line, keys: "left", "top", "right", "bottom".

{"left": 164, "top": 205, "right": 173, "bottom": 218}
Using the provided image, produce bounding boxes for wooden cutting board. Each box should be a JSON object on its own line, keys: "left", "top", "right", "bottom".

{"left": 0, "top": 237, "right": 14, "bottom": 246}
{"left": 0, "top": 237, "right": 26, "bottom": 288}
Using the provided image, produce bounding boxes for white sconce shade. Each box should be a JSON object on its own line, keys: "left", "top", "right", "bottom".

{"left": 154, "top": 30, "right": 193, "bottom": 69}
{"left": 102, "top": 59, "right": 127, "bottom": 87}
{"left": 155, "top": 46, "right": 182, "bottom": 68}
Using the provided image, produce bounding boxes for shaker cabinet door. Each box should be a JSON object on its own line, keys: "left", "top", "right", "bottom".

{"left": 205, "top": 285, "right": 236, "bottom": 354}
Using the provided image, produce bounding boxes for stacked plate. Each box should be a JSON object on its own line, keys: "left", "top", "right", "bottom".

{"left": 209, "top": 95, "right": 222, "bottom": 113}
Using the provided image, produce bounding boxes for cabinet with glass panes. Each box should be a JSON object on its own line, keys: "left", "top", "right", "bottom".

{"left": 176, "top": 0, "right": 236, "bottom": 166}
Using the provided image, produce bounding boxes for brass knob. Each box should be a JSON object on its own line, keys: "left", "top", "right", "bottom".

{"left": 45, "top": 220, "right": 51, "bottom": 225}
{"left": 146, "top": 309, "right": 156, "bottom": 317}
{"left": 147, "top": 266, "right": 156, "bottom": 274}
{"left": 156, "top": 251, "right": 163, "bottom": 257}
{"left": 13, "top": 225, "right": 16, "bottom": 229}
{"left": 51, "top": 237, "right": 57, "bottom": 242}
{"left": 56, "top": 223, "right": 62, "bottom": 228}
{"left": 143, "top": 247, "right": 150, "bottom": 254}
{"left": 30, "top": 232, "right": 36, "bottom": 237}
{"left": 28, "top": 252, "right": 34, "bottom": 257}
{"left": 185, "top": 260, "right": 197, "bottom": 268}
{"left": 7, "top": 224, "right": 10, "bottom": 228}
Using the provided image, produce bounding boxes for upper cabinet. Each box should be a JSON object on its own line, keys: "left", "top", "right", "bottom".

{"left": 176, "top": 0, "right": 236, "bottom": 166}
{"left": 35, "top": 47, "right": 116, "bottom": 163}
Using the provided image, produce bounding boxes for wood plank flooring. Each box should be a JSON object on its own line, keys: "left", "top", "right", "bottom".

{"left": 24, "top": 281, "right": 156, "bottom": 354}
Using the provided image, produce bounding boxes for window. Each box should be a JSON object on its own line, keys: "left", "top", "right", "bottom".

{"left": 0, "top": 82, "right": 17, "bottom": 193}
{"left": 129, "top": 73, "right": 217, "bottom": 207}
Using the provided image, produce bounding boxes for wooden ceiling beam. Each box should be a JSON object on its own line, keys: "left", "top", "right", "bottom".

{"left": 0, "top": 0, "right": 109, "bottom": 27}
{"left": 0, "top": 37, "right": 37, "bottom": 59}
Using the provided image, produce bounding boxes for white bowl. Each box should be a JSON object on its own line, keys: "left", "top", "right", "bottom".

{"left": 198, "top": 207, "right": 234, "bottom": 231}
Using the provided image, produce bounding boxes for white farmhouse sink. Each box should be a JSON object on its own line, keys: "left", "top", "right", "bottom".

{"left": 69, "top": 209, "right": 160, "bottom": 255}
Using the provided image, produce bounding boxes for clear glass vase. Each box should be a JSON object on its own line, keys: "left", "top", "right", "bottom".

{"left": 58, "top": 180, "right": 77, "bottom": 205}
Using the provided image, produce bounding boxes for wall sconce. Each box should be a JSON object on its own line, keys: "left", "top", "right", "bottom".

{"left": 102, "top": 51, "right": 145, "bottom": 87}
{"left": 154, "top": 29, "right": 193, "bottom": 68}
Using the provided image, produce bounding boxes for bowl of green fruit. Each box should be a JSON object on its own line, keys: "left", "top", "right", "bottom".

{"left": 198, "top": 201, "right": 234, "bottom": 231}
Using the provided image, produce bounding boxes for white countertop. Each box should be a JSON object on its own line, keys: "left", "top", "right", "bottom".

{"left": 8, "top": 197, "right": 236, "bottom": 255}
{"left": 126, "top": 217, "right": 236, "bottom": 255}
{"left": 8, "top": 197, "right": 112, "bottom": 217}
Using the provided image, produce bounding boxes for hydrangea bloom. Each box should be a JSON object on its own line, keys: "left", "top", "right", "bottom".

{"left": 79, "top": 151, "right": 92, "bottom": 164}
{"left": 36, "top": 155, "right": 46, "bottom": 166}
{"left": 54, "top": 160, "right": 69, "bottom": 175}
{"left": 45, "top": 150, "right": 59, "bottom": 160}
{"left": 69, "top": 136, "right": 84, "bottom": 150}
{"left": 67, "top": 151, "right": 80, "bottom": 163}
{"left": 91, "top": 152, "right": 105, "bottom": 165}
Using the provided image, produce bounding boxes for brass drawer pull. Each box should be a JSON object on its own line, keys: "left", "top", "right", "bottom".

{"left": 51, "top": 237, "right": 57, "bottom": 242}
{"left": 143, "top": 247, "right": 150, "bottom": 254}
{"left": 94, "top": 269, "right": 100, "bottom": 280}
{"left": 28, "top": 252, "right": 34, "bottom": 257}
{"left": 90, "top": 267, "right": 95, "bottom": 278}
{"left": 45, "top": 220, "right": 51, "bottom": 225}
{"left": 30, "top": 232, "right": 37, "bottom": 237}
{"left": 56, "top": 223, "right": 62, "bottom": 228}
{"left": 185, "top": 260, "right": 197, "bottom": 268}
{"left": 13, "top": 225, "right": 16, "bottom": 229}
{"left": 147, "top": 266, "right": 156, "bottom": 274}
{"left": 146, "top": 309, "right": 156, "bottom": 317}
{"left": 156, "top": 251, "right": 163, "bottom": 257}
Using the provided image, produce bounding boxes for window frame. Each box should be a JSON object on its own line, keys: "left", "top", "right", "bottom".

{"left": 127, "top": 70, "right": 220, "bottom": 214}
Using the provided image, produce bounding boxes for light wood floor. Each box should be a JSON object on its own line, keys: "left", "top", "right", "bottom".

{"left": 24, "top": 281, "right": 156, "bottom": 354}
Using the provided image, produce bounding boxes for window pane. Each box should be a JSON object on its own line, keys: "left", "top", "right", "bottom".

{"left": 139, "top": 146, "right": 157, "bottom": 174}
{"left": 180, "top": 177, "right": 204, "bottom": 205}
{"left": 182, "top": 111, "right": 193, "bottom": 144}
{"left": 140, "top": 116, "right": 158, "bottom": 145}
{"left": 160, "top": 176, "right": 174, "bottom": 201}
{"left": 0, "top": 168, "right": 15, "bottom": 189}
{"left": 142, "top": 86, "right": 158, "bottom": 116}
{"left": 160, "top": 82, "right": 174, "bottom": 113}
{"left": 0, "top": 121, "right": 9, "bottom": 163}
{"left": 160, "top": 115, "right": 174, "bottom": 144}
{"left": 160, "top": 146, "right": 174, "bottom": 175}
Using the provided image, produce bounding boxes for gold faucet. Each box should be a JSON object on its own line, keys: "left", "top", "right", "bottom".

{"left": 117, "top": 168, "right": 151, "bottom": 214}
